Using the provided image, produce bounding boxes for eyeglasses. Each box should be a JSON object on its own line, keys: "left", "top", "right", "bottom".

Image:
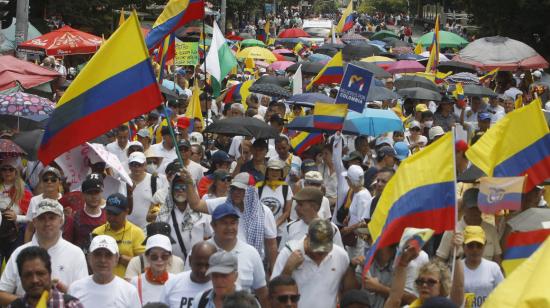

{"left": 1, "top": 167, "right": 15, "bottom": 172}
{"left": 129, "top": 162, "right": 144, "bottom": 168}
{"left": 149, "top": 253, "right": 171, "bottom": 261}
{"left": 275, "top": 294, "right": 300, "bottom": 303}
{"left": 173, "top": 184, "right": 187, "bottom": 191}
{"left": 42, "top": 176, "right": 58, "bottom": 183}
{"left": 221, "top": 177, "right": 232, "bottom": 182}
{"left": 415, "top": 278, "right": 439, "bottom": 287}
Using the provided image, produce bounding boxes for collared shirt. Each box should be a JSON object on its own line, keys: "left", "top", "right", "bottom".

{"left": 271, "top": 240, "right": 349, "bottom": 308}
{"left": 280, "top": 219, "right": 343, "bottom": 251}
{"left": 367, "top": 258, "right": 394, "bottom": 308}
{"left": 105, "top": 141, "right": 129, "bottom": 169}
{"left": 0, "top": 235, "right": 88, "bottom": 297}
{"left": 8, "top": 288, "right": 83, "bottom": 308}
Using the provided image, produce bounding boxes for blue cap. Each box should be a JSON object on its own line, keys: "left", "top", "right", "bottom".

{"left": 212, "top": 202, "right": 240, "bottom": 221}
{"left": 394, "top": 141, "right": 410, "bottom": 161}
{"left": 212, "top": 150, "right": 232, "bottom": 163}
{"left": 105, "top": 193, "right": 128, "bottom": 214}
{"left": 478, "top": 112, "right": 491, "bottom": 121}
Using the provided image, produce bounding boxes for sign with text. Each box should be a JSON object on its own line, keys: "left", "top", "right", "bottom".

{"left": 175, "top": 42, "right": 199, "bottom": 66}
{"left": 336, "top": 64, "right": 374, "bottom": 113}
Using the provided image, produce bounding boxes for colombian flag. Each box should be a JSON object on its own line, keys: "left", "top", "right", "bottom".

{"left": 502, "top": 229, "right": 550, "bottom": 275}
{"left": 479, "top": 68, "right": 499, "bottom": 83}
{"left": 466, "top": 98, "right": 550, "bottom": 191}
{"left": 38, "top": 12, "right": 162, "bottom": 164}
{"left": 291, "top": 132, "right": 323, "bottom": 155}
{"left": 157, "top": 33, "right": 176, "bottom": 81}
{"left": 425, "top": 15, "right": 440, "bottom": 74}
{"left": 306, "top": 51, "right": 344, "bottom": 90}
{"left": 364, "top": 132, "right": 455, "bottom": 274}
{"left": 336, "top": 1, "right": 354, "bottom": 33}
{"left": 224, "top": 80, "right": 254, "bottom": 105}
{"left": 313, "top": 102, "right": 348, "bottom": 130}
{"left": 145, "top": 0, "right": 204, "bottom": 50}
{"left": 478, "top": 176, "right": 525, "bottom": 214}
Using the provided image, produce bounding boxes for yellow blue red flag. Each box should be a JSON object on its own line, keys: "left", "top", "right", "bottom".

{"left": 364, "top": 132, "right": 455, "bottom": 274}
{"left": 336, "top": 1, "right": 354, "bottom": 33}
{"left": 306, "top": 51, "right": 344, "bottom": 90}
{"left": 425, "top": 15, "right": 440, "bottom": 73}
{"left": 145, "top": 0, "right": 204, "bottom": 50}
{"left": 290, "top": 132, "right": 323, "bottom": 155}
{"left": 313, "top": 102, "right": 348, "bottom": 130}
{"left": 478, "top": 176, "right": 525, "bottom": 214}
{"left": 38, "top": 12, "right": 163, "bottom": 164}
{"left": 157, "top": 33, "right": 176, "bottom": 81}
{"left": 466, "top": 98, "right": 550, "bottom": 191}
{"left": 502, "top": 229, "right": 550, "bottom": 276}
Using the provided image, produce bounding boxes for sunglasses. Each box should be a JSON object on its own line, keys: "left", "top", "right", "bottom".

{"left": 173, "top": 184, "right": 187, "bottom": 191}
{"left": 276, "top": 294, "right": 300, "bottom": 303}
{"left": 1, "top": 167, "right": 15, "bottom": 172}
{"left": 415, "top": 278, "right": 439, "bottom": 287}
{"left": 220, "top": 176, "right": 232, "bottom": 182}
{"left": 149, "top": 253, "right": 171, "bottom": 261}
{"left": 129, "top": 162, "right": 144, "bottom": 168}
{"left": 42, "top": 176, "right": 59, "bottom": 183}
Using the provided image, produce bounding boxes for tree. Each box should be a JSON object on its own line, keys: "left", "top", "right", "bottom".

{"left": 312, "top": 0, "right": 338, "bottom": 15}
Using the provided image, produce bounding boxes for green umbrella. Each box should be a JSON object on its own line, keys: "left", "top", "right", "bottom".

{"left": 417, "top": 31, "right": 469, "bottom": 49}
{"left": 370, "top": 30, "right": 399, "bottom": 40}
{"left": 240, "top": 39, "right": 266, "bottom": 48}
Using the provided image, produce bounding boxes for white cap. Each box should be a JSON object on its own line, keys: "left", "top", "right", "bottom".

{"left": 428, "top": 126, "right": 445, "bottom": 140}
{"left": 33, "top": 199, "right": 64, "bottom": 219}
{"left": 128, "top": 141, "right": 143, "bottom": 149}
{"left": 304, "top": 171, "right": 323, "bottom": 184}
{"left": 189, "top": 132, "right": 204, "bottom": 145}
{"left": 144, "top": 147, "right": 163, "bottom": 159}
{"left": 145, "top": 234, "right": 172, "bottom": 253}
{"left": 342, "top": 165, "right": 364, "bottom": 183}
{"left": 128, "top": 151, "right": 146, "bottom": 164}
{"left": 231, "top": 172, "right": 250, "bottom": 189}
{"left": 533, "top": 70, "right": 542, "bottom": 78}
{"left": 90, "top": 235, "right": 119, "bottom": 254}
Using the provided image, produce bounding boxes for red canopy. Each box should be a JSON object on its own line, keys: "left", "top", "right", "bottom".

{"left": 0, "top": 56, "right": 59, "bottom": 91}
{"left": 278, "top": 28, "right": 310, "bottom": 38}
{"left": 17, "top": 26, "right": 103, "bottom": 56}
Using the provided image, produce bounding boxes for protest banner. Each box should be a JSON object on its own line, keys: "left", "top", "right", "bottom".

{"left": 175, "top": 41, "right": 199, "bottom": 66}
{"left": 336, "top": 63, "right": 374, "bottom": 112}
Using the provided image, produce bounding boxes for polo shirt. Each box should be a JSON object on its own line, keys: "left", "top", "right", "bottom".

{"left": 92, "top": 221, "right": 146, "bottom": 277}
{"left": 106, "top": 141, "right": 129, "bottom": 169}
{"left": 0, "top": 234, "right": 88, "bottom": 296}
{"left": 271, "top": 239, "right": 349, "bottom": 308}
{"left": 280, "top": 219, "right": 343, "bottom": 251}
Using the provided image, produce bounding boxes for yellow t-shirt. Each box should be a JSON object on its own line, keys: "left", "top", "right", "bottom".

{"left": 92, "top": 221, "right": 146, "bottom": 277}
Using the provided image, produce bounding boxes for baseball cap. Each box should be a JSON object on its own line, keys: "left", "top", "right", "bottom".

{"left": 33, "top": 199, "right": 64, "bottom": 219}
{"left": 148, "top": 111, "right": 160, "bottom": 119}
{"left": 293, "top": 187, "right": 324, "bottom": 204}
{"left": 143, "top": 222, "right": 176, "bottom": 244}
{"left": 41, "top": 166, "right": 61, "bottom": 179}
{"left": 129, "top": 151, "right": 146, "bottom": 164}
{"left": 212, "top": 169, "right": 231, "bottom": 181}
{"left": 377, "top": 145, "right": 396, "bottom": 159}
{"left": 189, "top": 132, "right": 204, "bottom": 145}
{"left": 455, "top": 140, "right": 469, "bottom": 153}
{"left": 415, "top": 104, "right": 429, "bottom": 112}
{"left": 342, "top": 165, "right": 364, "bottom": 183}
{"left": 145, "top": 147, "right": 163, "bottom": 159}
{"left": 212, "top": 150, "right": 232, "bottom": 163}
{"left": 464, "top": 225, "right": 486, "bottom": 245}
{"left": 410, "top": 120, "right": 421, "bottom": 129}
{"left": 340, "top": 290, "right": 371, "bottom": 308}
{"left": 428, "top": 126, "right": 445, "bottom": 141}
{"left": 136, "top": 128, "right": 151, "bottom": 139}
{"left": 267, "top": 159, "right": 287, "bottom": 170}
{"left": 301, "top": 159, "right": 318, "bottom": 173}
{"left": 177, "top": 117, "right": 191, "bottom": 129}
{"left": 478, "top": 112, "right": 491, "bottom": 121}
{"left": 304, "top": 171, "right": 323, "bottom": 184}
{"left": 212, "top": 201, "right": 241, "bottom": 221}
{"left": 128, "top": 141, "right": 143, "bottom": 150}
{"left": 342, "top": 151, "right": 362, "bottom": 162}
{"left": 533, "top": 70, "right": 542, "bottom": 78}
{"left": 82, "top": 174, "right": 103, "bottom": 193}
{"left": 90, "top": 235, "right": 119, "bottom": 254}
{"left": 308, "top": 218, "right": 334, "bottom": 253}
{"left": 462, "top": 188, "right": 479, "bottom": 209}
{"left": 105, "top": 193, "right": 128, "bottom": 214}
{"left": 177, "top": 139, "right": 191, "bottom": 149}
{"left": 230, "top": 172, "right": 250, "bottom": 190}
{"left": 393, "top": 142, "right": 409, "bottom": 161}
{"left": 205, "top": 251, "right": 239, "bottom": 275}
{"left": 145, "top": 234, "right": 173, "bottom": 253}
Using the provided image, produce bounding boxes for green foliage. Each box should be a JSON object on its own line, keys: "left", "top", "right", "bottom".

{"left": 358, "top": 0, "right": 407, "bottom": 14}
{"left": 313, "top": 0, "right": 338, "bottom": 15}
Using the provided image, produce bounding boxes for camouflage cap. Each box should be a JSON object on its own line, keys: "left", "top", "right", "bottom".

{"left": 308, "top": 218, "right": 334, "bottom": 253}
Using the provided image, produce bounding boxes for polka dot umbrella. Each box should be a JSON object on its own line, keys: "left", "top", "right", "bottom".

{"left": 0, "top": 138, "right": 27, "bottom": 159}
{"left": 0, "top": 92, "right": 55, "bottom": 117}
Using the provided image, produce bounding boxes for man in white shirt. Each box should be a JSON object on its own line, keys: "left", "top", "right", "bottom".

{"left": 68, "top": 235, "right": 141, "bottom": 308}
{"left": 106, "top": 125, "right": 130, "bottom": 168}
{"left": 161, "top": 242, "right": 216, "bottom": 308}
{"left": 149, "top": 126, "right": 178, "bottom": 174}
{"left": 178, "top": 139, "right": 205, "bottom": 185}
{"left": 289, "top": 171, "right": 332, "bottom": 221}
{"left": 272, "top": 219, "right": 355, "bottom": 308}
{"left": 281, "top": 187, "right": 343, "bottom": 250}
{"left": 0, "top": 199, "right": 88, "bottom": 305}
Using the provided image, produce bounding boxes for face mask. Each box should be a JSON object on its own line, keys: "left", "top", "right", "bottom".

{"left": 146, "top": 163, "right": 158, "bottom": 173}
{"left": 174, "top": 195, "right": 186, "bottom": 203}
{"left": 424, "top": 120, "right": 433, "bottom": 128}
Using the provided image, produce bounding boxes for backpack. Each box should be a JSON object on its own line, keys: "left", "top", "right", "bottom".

{"left": 150, "top": 175, "right": 158, "bottom": 196}
{"left": 197, "top": 289, "right": 213, "bottom": 308}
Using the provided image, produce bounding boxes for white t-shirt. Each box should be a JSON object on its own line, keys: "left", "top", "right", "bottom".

{"left": 25, "top": 193, "right": 62, "bottom": 221}
{"left": 186, "top": 160, "right": 205, "bottom": 186}
{"left": 162, "top": 206, "right": 213, "bottom": 260}
{"left": 462, "top": 258, "right": 504, "bottom": 308}
{"left": 280, "top": 219, "right": 343, "bottom": 250}
{"left": 106, "top": 141, "right": 129, "bottom": 169}
{"left": 289, "top": 196, "right": 331, "bottom": 221}
{"left": 68, "top": 275, "right": 141, "bottom": 308}
{"left": 258, "top": 184, "right": 293, "bottom": 236}
{"left": 0, "top": 236, "right": 88, "bottom": 296}
{"left": 125, "top": 255, "right": 185, "bottom": 278}
{"left": 160, "top": 271, "right": 212, "bottom": 308}
{"left": 126, "top": 173, "right": 169, "bottom": 229}
{"left": 349, "top": 189, "right": 373, "bottom": 224}
{"left": 131, "top": 273, "right": 174, "bottom": 305}
{"left": 150, "top": 143, "right": 178, "bottom": 174}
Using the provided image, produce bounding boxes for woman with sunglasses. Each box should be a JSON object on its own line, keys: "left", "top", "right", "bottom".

{"left": 203, "top": 170, "right": 232, "bottom": 201}
{"left": 0, "top": 158, "right": 33, "bottom": 264}
{"left": 131, "top": 234, "right": 174, "bottom": 305}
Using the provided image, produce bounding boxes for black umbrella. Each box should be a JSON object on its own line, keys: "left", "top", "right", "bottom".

{"left": 12, "top": 129, "right": 43, "bottom": 161}
{"left": 315, "top": 47, "right": 338, "bottom": 57}
{"left": 286, "top": 62, "right": 325, "bottom": 75}
{"left": 394, "top": 75, "right": 440, "bottom": 92}
{"left": 367, "top": 86, "right": 402, "bottom": 101}
{"left": 0, "top": 114, "right": 47, "bottom": 131}
{"left": 342, "top": 44, "right": 380, "bottom": 61}
{"left": 381, "top": 37, "right": 400, "bottom": 44}
{"left": 437, "top": 61, "right": 477, "bottom": 74}
{"left": 457, "top": 164, "right": 486, "bottom": 183}
{"left": 253, "top": 75, "right": 290, "bottom": 87}
{"left": 397, "top": 87, "right": 442, "bottom": 101}
{"left": 349, "top": 61, "right": 392, "bottom": 78}
{"left": 204, "top": 117, "right": 279, "bottom": 139}
{"left": 452, "top": 84, "right": 498, "bottom": 98}
{"left": 249, "top": 83, "right": 291, "bottom": 98}
{"left": 285, "top": 93, "right": 335, "bottom": 107}
{"left": 386, "top": 40, "right": 411, "bottom": 48}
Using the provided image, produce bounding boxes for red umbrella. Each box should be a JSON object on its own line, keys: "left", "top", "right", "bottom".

{"left": 278, "top": 28, "right": 310, "bottom": 38}
{"left": 273, "top": 53, "right": 286, "bottom": 61}
{"left": 386, "top": 60, "right": 426, "bottom": 74}
{"left": 0, "top": 55, "right": 60, "bottom": 91}
{"left": 17, "top": 25, "right": 103, "bottom": 56}
{"left": 226, "top": 34, "right": 244, "bottom": 41}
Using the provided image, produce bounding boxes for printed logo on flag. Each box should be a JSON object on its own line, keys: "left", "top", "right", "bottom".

{"left": 336, "top": 64, "right": 374, "bottom": 112}
{"left": 478, "top": 176, "right": 525, "bottom": 214}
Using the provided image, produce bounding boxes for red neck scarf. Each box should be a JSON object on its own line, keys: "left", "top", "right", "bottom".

{"left": 145, "top": 267, "right": 169, "bottom": 284}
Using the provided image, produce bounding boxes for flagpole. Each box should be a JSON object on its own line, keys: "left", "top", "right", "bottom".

{"left": 202, "top": 6, "right": 209, "bottom": 148}
{"left": 450, "top": 127, "right": 459, "bottom": 282}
